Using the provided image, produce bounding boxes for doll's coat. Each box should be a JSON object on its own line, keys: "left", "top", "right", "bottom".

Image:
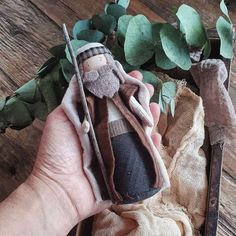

{"left": 61, "top": 62, "right": 170, "bottom": 202}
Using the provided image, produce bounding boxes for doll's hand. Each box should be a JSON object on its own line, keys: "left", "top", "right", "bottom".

{"left": 27, "top": 71, "right": 161, "bottom": 234}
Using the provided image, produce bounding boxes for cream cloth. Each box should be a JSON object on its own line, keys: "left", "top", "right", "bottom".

{"left": 91, "top": 76, "right": 208, "bottom": 236}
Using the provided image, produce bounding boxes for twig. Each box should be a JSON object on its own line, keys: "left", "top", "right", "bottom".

{"left": 62, "top": 24, "right": 114, "bottom": 203}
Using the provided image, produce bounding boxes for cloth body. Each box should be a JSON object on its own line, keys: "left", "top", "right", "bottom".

{"left": 62, "top": 72, "right": 170, "bottom": 203}
{"left": 89, "top": 84, "right": 163, "bottom": 203}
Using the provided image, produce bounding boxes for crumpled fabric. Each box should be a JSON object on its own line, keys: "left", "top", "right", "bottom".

{"left": 190, "top": 59, "right": 236, "bottom": 145}
{"left": 91, "top": 79, "right": 208, "bottom": 236}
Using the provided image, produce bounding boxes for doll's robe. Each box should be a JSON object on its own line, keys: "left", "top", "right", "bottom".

{"left": 79, "top": 83, "right": 165, "bottom": 203}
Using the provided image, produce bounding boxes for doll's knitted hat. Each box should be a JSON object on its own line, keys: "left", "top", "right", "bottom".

{"left": 76, "top": 43, "right": 112, "bottom": 64}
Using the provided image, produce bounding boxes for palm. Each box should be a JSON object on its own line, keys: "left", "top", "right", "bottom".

{"left": 33, "top": 106, "right": 109, "bottom": 220}
{"left": 32, "top": 71, "right": 161, "bottom": 221}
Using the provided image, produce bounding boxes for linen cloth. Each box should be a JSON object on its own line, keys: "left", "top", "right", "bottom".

{"left": 91, "top": 74, "right": 208, "bottom": 236}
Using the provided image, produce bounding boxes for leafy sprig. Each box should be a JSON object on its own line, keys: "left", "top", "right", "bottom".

{"left": 0, "top": 0, "right": 234, "bottom": 133}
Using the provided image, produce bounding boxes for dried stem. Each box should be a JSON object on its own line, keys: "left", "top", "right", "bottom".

{"left": 62, "top": 24, "right": 115, "bottom": 203}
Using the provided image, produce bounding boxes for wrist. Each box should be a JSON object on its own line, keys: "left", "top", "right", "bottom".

{"left": 25, "top": 173, "right": 79, "bottom": 235}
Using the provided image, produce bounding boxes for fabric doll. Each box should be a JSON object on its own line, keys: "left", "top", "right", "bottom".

{"left": 62, "top": 43, "right": 170, "bottom": 204}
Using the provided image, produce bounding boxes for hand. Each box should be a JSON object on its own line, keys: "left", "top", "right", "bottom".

{"left": 30, "top": 71, "right": 162, "bottom": 232}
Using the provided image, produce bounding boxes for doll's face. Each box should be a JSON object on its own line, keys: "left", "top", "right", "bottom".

{"left": 83, "top": 54, "right": 107, "bottom": 72}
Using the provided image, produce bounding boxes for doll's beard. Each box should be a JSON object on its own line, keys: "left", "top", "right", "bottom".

{"left": 83, "top": 65, "right": 121, "bottom": 99}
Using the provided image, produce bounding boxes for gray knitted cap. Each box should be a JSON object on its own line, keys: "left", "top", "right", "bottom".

{"left": 76, "top": 43, "right": 112, "bottom": 65}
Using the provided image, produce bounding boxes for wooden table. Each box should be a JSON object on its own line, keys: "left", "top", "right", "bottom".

{"left": 0, "top": 0, "right": 235, "bottom": 235}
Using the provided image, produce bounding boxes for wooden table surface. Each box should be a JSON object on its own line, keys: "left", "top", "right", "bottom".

{"left": 0, "top": 0, "right": 235, "bottom": 235}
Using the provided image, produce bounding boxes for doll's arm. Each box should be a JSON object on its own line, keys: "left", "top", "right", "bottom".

{"left": 129, "top": 96, "right": 153, "bottom": 127}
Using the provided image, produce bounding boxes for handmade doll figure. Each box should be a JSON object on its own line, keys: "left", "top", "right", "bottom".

{"left": 62, "top": 43, "right": 170, "bottom": 204}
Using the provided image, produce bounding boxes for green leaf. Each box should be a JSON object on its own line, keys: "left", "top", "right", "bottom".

{"left": 160, "top": 24, "right": 191, "bottom": 70}
{"left": 65, "top": 40, "right": 88, "bottom": 63}
{"left": 220, "top": 0, "right": 232, "bottom": 23}
{"left": 216, "top": 16, "right": 234, "bottom": 59}
{"left": 117, "top": 15, "right": 133, "bottom": 45}
{"left": 77, "top": 30, "right": 105, "bottom": 43}
{"left": 92, "top": 14, "right": 116, "bottom": 35}
{"left": 49, "top": 44, "right": 66, "bottom": 58}
{"left": 60, "top": 59, "right": 75, "bottom": 83}
{"left": 116, "top": 0, "right": 130, "bottom": 9}
{"left": 4, "top": 97, "right": 33, "bottom": 128}
{"left": 155, "top": 45, "right": 176, "bottom": 70}
{"left": 73, "top": 20, "right": 91, "bottom": 39}
{"left": 203, "top": 39, "right": 211, "bottom": 59}
{"left": 15, "top": 79, "right": 37, "bottom": 103}
{"left": 170, "top": 99, "right": 175, "bottom": 117}
{"left": 152, "top": 23, "right": 163, "bottom": 45}
{"left": 124, "top": 15, "right": 155, "bottom": 66}
{"left": 37, "top": 73, "right": 59, "bottom": 113}
{"left": 26, "top": 102, "right": 48, "bottom": 121}
{"left": 111, "top": 43, "right": 126, "bottom": 61}
{"left": 161, "top": 81, "right": 177, "bottom": 104}
{"left": 139, "top": 70, "right": 158, "bottom": 87}
{"left": 176, "top": 4, "right": 208, "bottom": 48}
{"left": 106, "top": 3, "right": 126, "bottom": 21}
{"left": 158, "top": 89, "right": 166, "bottom": 113}
{"left": 0, "top": 99, "right": 6, "bottom": 111}
{"left": 37, "top": 57, "right": 59, "bottom": 77}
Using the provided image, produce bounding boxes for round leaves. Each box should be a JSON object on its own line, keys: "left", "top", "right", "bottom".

{"left": 73, "top": 20, "right": 91, "bottom": 39}
{"left": 92, "top": 14, "right": 116, "bottom": 35}
{"left": 124, "top": 15, "right": 154, "bottom": 66}
{"left": 106, "top": 3, "right": 126, "bottom": 21}
{"left": 216, "top": 0, "right": 234, "bottom": 59}
{"left": 160, "top": 24, "right": 192, "bottom": 70}
{"left": 216, "top": 16, "right": 234, "bottom": 59}
{"left": 176, "top": 4, "right": 208, "bottom": 48}
{"left": 117, "top": 15, "right": 133, "bottom": 45}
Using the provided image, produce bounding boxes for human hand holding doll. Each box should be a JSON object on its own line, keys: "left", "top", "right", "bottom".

{"left": 0, "top": 70, "right": 162, "bottom": 236}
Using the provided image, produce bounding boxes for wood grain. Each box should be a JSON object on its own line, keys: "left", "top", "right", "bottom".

{"left": 0, "top": 0, "right": 235, "bottom": 235}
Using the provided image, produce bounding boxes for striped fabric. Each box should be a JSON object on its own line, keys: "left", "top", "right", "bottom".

{"left": 77, "top": 46, "right": 112, "bottom": 64}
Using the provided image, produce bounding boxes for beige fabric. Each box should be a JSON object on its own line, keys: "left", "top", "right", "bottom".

{"left": 91, "top": 78, "right": 208, "bottom": 236}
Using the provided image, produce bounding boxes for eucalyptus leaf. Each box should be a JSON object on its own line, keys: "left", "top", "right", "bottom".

{"left": 117, "top": 15, "right": 133, "bottom": 45}
{"left": 176, "top": 4, "right": 208, "bottom": 48}
{"left": 111, "top": 43, "right": 138, "bottom": 72}
{"left": 31, "top": 102, "right": 48, "bottom": 120}
{"left": 116, "top": 0, "right": 130, "bottom": 9}
{"left": 60, "top": 59, "right": 75, "bottom": 83}
{"left": 124, "top": 15, "right": 154, "bottom": 66}
{"left": 0, "top": 99, "right": 6, "bottom": 111}
{"left": 49, "top": 44, "right": 66, "bottom": 58}
{"left": 37, "top": 73, "right": 59, "bottom": 113}
{"left": 139, "top": 70, "right": 158, "bottom": 87}
{"left": 111, "top": 43, "right": 126, "bottom": 61}
{"left": 15, "top": 79, "right": 37, "bottom": 103}
{"left": 220, "top": 0, "right": 232, "bottom": 23}
{"left": 73, "top": 20, "right": 91, "bottom": 39}
{"left": 77, "top": 30, "right": 105, "bottom": 43}
{"left": 203, "top": 39, "right": 211, "bottom": 59}
{"left": 155, "top": 45, "right": 176, "bottom": 70}
{"left": 152, "top": 23, "right": 163, "bottom": 45}
{"left": 161, "top": 81, "right": 177, "bottom": 104}
{"left": 4, "top": 97, "right": 33, "bottom": 128}
{"left": 65, "top": 40, "right": 88, "bottom": 63}
{"left": 158, "top": 89, "right": 166, "bottom": 113}
{"left": 216, "top": 16, "right": 234, "bottom": 59}
{"left": 37, "top": 57, "right": 59, "bottom": 77}
{"left": 160, "top": 24, "right": 191, "bottom": 70}
{"left": 92, "top": 14, "right": 116, "bottom": 35}
{"left": 106, "top": 3, "right": 126, "bottom": 21}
